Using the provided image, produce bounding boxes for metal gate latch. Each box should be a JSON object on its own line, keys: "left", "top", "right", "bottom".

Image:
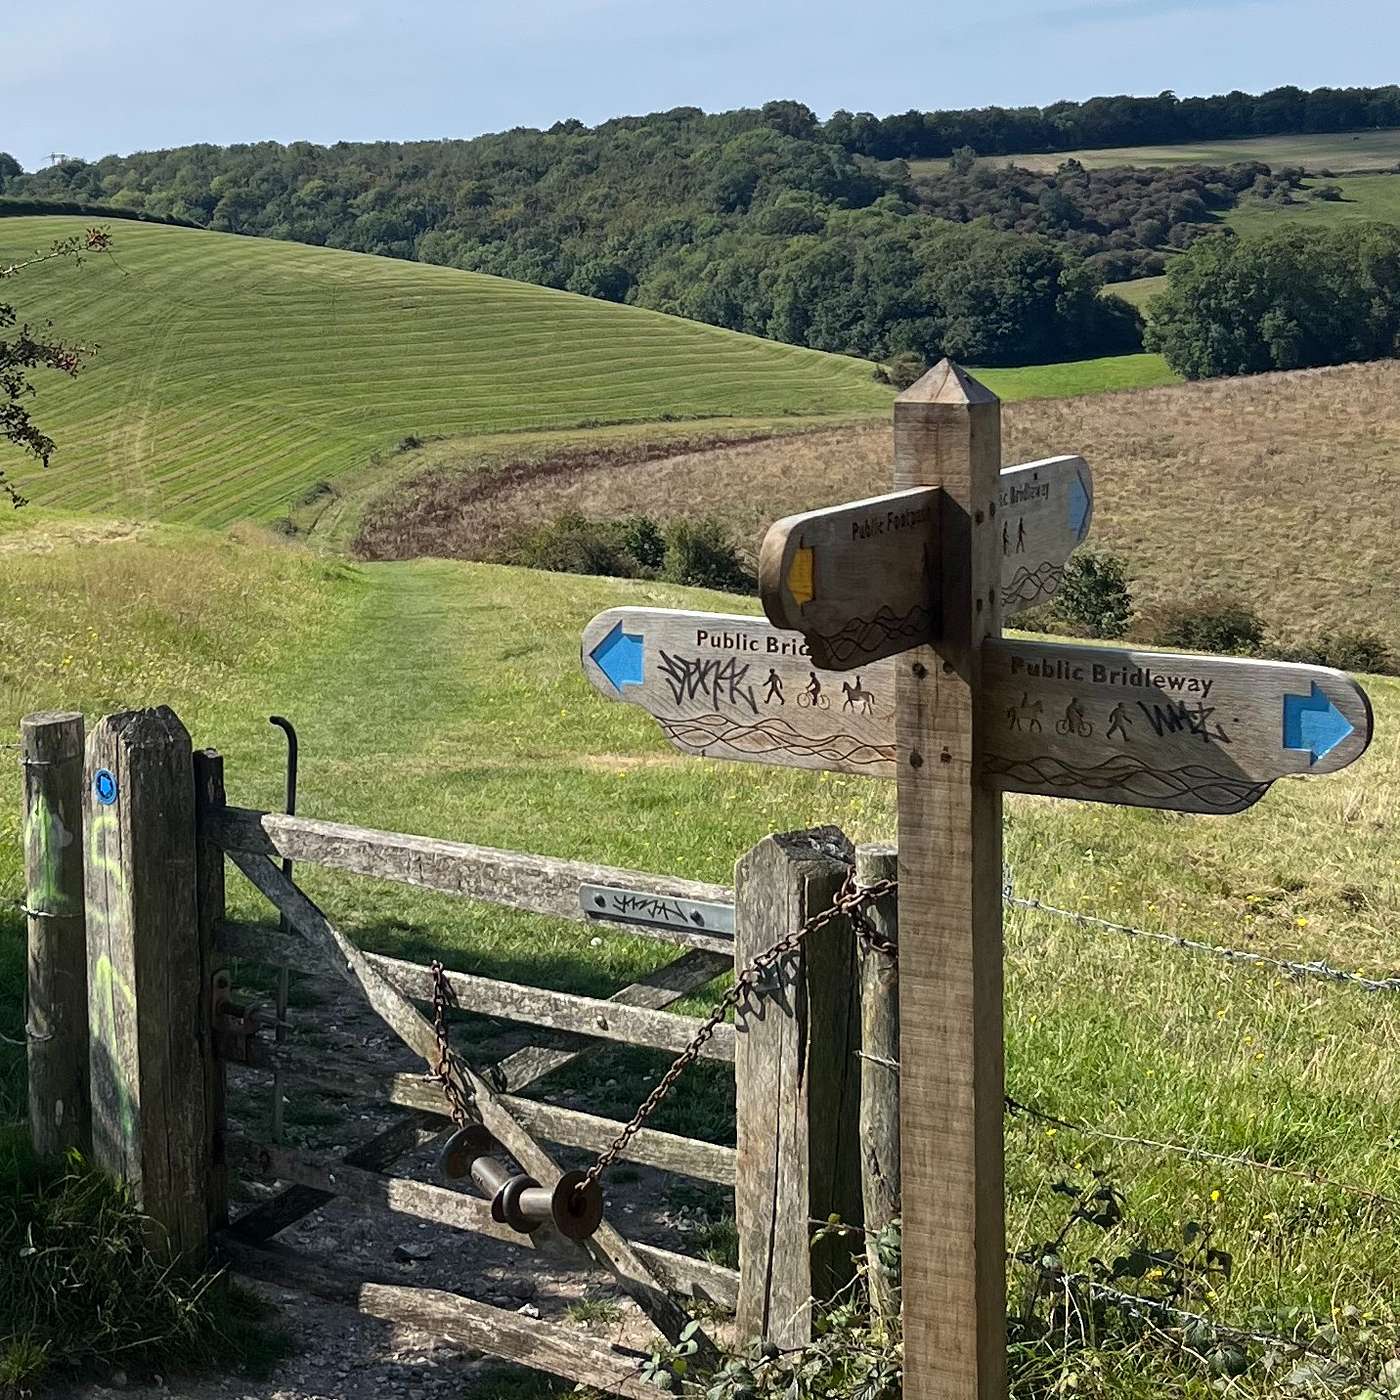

{"left": 210, "top": 968, "right": 262, "bottom": 1064}
{"left": 438, "top": 1124, "right": 604, "bottom": 1241}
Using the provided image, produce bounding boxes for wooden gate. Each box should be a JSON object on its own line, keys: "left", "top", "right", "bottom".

{"left": 24, "top": 705, "right": 892, "bottom": 1397}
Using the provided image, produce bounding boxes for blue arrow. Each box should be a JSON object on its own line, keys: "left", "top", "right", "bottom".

{"left": 1282, "top": 682, "right": 1353, "bottom": 765}
{"left": 1067, "top": 466, "right": 1092, "bottom": 540}
{"left": 590, "top": 622, "right": 644, "bottom": 691}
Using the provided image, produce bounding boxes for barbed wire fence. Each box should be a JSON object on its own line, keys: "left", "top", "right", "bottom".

{"left": 1003, "top": 870, "right": 1400, "bottom": 994}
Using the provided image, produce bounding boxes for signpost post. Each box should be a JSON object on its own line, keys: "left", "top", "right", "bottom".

{"left": 579, "top": 358, "right": 1374, "bottom": 1399}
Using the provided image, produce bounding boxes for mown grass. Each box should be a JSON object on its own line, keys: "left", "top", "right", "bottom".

{"left": 0, "top": 215, "right": 893, "bottom": 525}
{"left": 917, "top": 126, "right": 1400, "bottom": 174}
{"left": 2, "top": 526, "right": 1398, "bottom": 1395}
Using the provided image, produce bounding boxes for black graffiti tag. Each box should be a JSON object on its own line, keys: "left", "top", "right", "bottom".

{"left": 1137, "top": 699, "right": 1232, "bottom": 746}
{"left": 657, "top": 651, "right": 759, "bottom": 714}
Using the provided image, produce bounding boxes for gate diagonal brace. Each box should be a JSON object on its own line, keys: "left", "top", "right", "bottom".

{"left": 226, "top": 849, "right": 716, "bottom": 1364}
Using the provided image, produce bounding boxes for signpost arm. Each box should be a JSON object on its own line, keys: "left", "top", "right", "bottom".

{"left": 893, "top": 361, "right": 1007, "bottom": 1400}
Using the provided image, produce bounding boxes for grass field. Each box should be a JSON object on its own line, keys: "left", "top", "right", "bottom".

{"left": 360, "top": 358, "right": 1400, "bottom": 659}
{"left": 0, "top": 216, "right": 1184, "bottom": 530}
{"left": 0, "top": 216, "right": 893, "bottom": 525}
{"left": 913, "top": 126, "right": 1400, "bottom": 174}
{"left": 2, "top": 526, "right": 1397, "bottom": 1396}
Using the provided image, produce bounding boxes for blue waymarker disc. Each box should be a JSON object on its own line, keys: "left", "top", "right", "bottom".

{"left": 94, "top": 769, "right": 118, "bottom": 806}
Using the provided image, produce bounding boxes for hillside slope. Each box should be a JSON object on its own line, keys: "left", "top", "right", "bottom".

{"left": 0, "top": 216, "right": 890, "bottom": 524}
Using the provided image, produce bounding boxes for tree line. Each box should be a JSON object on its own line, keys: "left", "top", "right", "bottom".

{"left": 820, "top": 83, "right": 1400, "bottom": 160}
{"left": 2, "top": 108, "right": 1290, "bottom": 367}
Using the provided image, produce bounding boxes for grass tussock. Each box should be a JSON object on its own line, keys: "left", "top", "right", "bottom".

{"left": 0, "top": 1142, "right": 287, "bottom": 1394}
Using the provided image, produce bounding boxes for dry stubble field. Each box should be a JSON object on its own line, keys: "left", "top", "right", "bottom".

{"left": 357, "top": 359, "right": 1400, "bottom": 651}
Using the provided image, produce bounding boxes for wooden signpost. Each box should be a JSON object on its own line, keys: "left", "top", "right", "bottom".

{"left": 758, "top": 455, "right": 1092, "bottom": 668}
{"left": 580, "top": 358, "right": 1374, "bottom": 1400}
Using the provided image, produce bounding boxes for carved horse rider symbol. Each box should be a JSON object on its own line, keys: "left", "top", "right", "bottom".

{"left": 841, "top": 675, "right": 875, "bottom": 715}
{"left": 1007, "top": 692, "right": 1043, "bottom": 732}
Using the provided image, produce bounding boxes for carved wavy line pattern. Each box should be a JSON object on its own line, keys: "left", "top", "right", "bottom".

{"left": 1002, "top": 562, "right": 1065, "bottom": 607}
{"left": 658, "top": 712, "right": 895, "bottom": 768}
{"left": 812, "top": 604, "right": 932, "bottom": 665}
{"left": 984, "top": 752, "right": 1270, "bottom": 811}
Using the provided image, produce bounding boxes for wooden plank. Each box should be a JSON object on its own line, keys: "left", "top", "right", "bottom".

{"left": 581, "top": 607, "right": 897, "bottom": 776}
{"left": 488, "top": 946, "right": 729, "bottom": 1093}
{"left": 213, "top": 920, "right": 732, "bottom": 1059}
{"left": 213, "top": 806, "right": 733, "bottom": 954}
{"left": 227, "top": 850, "right": 716, "bottom": 1360}
{"left": 220, "top": 1238, "right": 657, "bottom": 1400}
{"left": 227, "top": 1112, "right": 443, "bottom": 1245}
{"left": 193, "top": 749, "right": 228, "bottom": 1233}
{"left": 21, "top": 710, "right": 89, "bottom": 1157}
{"left": 893, "top": 360, "right": 1006, "bottom": 1400}
{"left": 996, "top": 455, "right": 1094, "bottom": 614}
{"left": 759, "top": 487, "right": 939, "bottom": 669}
{"left": 216, "top": 917, "right": 729, "bottom": 1090}
{"left": 225, "top": 1136, "right": 739, "bottom": 1309}
{"left": 733, "top": 828, "right": 863, "bottom": 1347}
{"left": 84, "top": 707, "right": 210, "bottom": 1265}
{"left": 246, "top": 1041, "right": 738, "bottom": 1185}
{"left": 983, "top": 639, "right": 1373, "bottom": 813}
{"left": 855, "top": 844, "right": 900, "bottom": 1323}
{"left": 370, "top": 956, "right": 734, "bottom": 1063}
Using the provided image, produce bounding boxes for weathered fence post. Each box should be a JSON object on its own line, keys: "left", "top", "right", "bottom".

{"left": 84, "top": 707, "right": 210, "bottom": 1265}
{"left": 894, "top": 365, "right": 1006, "bottom": 1400}
{"left": 22, "top": 711, "right": 90, "bottom": 1157}
{"left": 194, "top": 748, "right": 229, "bottom": 1234}
{"left": 733, "top": 826, "right": 863, "bottom": 1347}
{"left": 855, "top": 843, "right": 900, "bottom": 1322}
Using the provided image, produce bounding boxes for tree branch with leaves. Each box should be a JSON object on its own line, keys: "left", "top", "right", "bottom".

{"left": 1, "top": 226, "right": 111, "bottom": 506}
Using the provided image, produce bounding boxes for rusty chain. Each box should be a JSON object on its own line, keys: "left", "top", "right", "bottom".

{"left": 578, "top": 870, "right": 898, "bottom": 1191}
{"left": 429, "top": 959, "right": 477, "bottom": 1128}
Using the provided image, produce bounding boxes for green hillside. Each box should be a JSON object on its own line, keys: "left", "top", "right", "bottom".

{"left": 0, "top": 216, "right": 891, "bottom": 525}
{"left": 951, "top": 126, "right": 1400, "bottom": 174}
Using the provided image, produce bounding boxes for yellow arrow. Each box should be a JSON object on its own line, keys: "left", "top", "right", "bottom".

{"left": 787, "top": 545, "right": 814, "bottom": 607}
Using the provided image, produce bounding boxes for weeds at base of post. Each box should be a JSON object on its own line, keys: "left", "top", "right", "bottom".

{"left": 0, "top": 1141, "right": 290, "bottom": 1396}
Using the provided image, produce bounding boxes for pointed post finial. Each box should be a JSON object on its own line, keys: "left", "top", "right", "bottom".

{"left": 895, "top": 357, "right": 999, "bottom": 407}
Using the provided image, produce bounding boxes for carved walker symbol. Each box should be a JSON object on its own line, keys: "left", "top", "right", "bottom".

{"left": 764, "top": 669, "right": 784, "bottom": 705}
{"left": 842, "top": 676, "right": 875, "bottom": 715}
{"left": 1107, "top": 703, "right": 1133, "bottom": 741}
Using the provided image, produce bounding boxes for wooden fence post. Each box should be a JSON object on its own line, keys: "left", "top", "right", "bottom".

{"left": 894, "top": 362, "right": 1006, "bottom": 1400}
{"left": 855, "top": 843, "right": 900, "bottom": 1322}
{"left": 84, "top": 707, "right": 210, "bottom": 1265}
{"left": 194, "top": 748, "right": 228, "bottom": 1234}
{"left": 22, "top": 711, "right": 90, "bottom": 1157}
{"left": 733, "top": 826, "right": 863, "bottom": 1347}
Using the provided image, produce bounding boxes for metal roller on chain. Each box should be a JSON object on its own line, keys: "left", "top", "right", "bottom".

{"left": 438, "top": 1124, "right": 605, "bottom": 1241}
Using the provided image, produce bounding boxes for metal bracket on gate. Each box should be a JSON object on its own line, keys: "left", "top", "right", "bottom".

{"left": 210, "top": 968, "right": 262, "bottom": 1064}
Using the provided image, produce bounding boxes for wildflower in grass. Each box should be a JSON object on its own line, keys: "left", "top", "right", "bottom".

{"left": 1210, "top": 1189, "right": 1222, "bottom": 1203}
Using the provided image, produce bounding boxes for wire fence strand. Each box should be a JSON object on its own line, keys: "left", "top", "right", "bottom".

{"left": 1005, "top": 879, "right": 1400, "bottom": 994}
{"left": 1004, "top": 1094, "right": 1400, "bottom": 1210}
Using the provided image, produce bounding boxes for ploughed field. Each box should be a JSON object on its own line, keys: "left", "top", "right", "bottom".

{"left": 2, "top": 524, "right": 1397, "bottom": 1397}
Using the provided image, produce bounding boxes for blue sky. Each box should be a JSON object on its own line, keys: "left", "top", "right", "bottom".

{"left": 6, "top": 0, "right": 1399, "bottom": 170}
